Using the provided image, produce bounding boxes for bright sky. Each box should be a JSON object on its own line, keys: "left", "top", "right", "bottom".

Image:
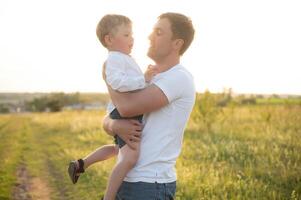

{"left": 1, "top": 0, "right": 300, "bottom": 94}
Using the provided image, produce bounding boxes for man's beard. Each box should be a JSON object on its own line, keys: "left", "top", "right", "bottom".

{"left": 147, "top": 47, "right": 155, "bottom": 60}
{"left": 147, "top": 47, "right": 171, "bottom": 63}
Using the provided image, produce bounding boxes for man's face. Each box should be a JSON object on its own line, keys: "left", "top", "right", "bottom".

{"left": 147, "top": 18, "right": 174, "bottom": 62}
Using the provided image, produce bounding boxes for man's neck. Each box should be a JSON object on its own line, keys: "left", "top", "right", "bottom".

{"left": 156, "top": 54, "right": 180, "bottom": 73}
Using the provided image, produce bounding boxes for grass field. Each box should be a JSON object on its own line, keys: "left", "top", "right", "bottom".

{"left": 0, "top": 104, "right": 300, "bottom": 199}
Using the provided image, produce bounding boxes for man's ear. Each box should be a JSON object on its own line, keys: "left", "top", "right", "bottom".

{"left": 173, "top": 39, "right": 184, "bottom": 52}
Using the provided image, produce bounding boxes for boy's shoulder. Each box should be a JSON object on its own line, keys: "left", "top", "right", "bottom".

{"left": 107, "top": 51, "right": 129, "bottom": 61}
{"left": 106, "top": 51, "right": 139, "bottom": 70}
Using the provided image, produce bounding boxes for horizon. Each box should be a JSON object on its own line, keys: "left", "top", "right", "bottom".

{"left": 1, "top": 0, "right": 301, "bottom": 95}
{"left": 0, "top": 91, "right": 300, "bottom": 97}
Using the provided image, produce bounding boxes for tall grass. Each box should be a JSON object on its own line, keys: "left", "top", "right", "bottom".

{"left": 0, "top": 99, "right": 300, "bottom": 199}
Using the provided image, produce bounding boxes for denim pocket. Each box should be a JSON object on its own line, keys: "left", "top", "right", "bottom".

{"left": 166, "top": 181, "right": 176, "bottom": 199}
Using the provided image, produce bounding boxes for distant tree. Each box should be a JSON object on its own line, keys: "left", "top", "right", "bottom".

{"left": 217, "top": 88, "right": 233, "bottom": 107}
{"left": 27, "top": 97, "right": 48, "bottom": 112}
{"left": 241, "top": 97, "right": 256, "bottom": 105}
{"left": 192, "top": 90, "right": 221, "bottom": 132}
{"left": 47, "top": 99, "right": 62, "bottom": 112}
{"left": 25, "top": 93, "right": 64, "bottom": 112}
{"left": 68, "top": 92, "right": 80, "bottom": 105}
{"left": 272, "top": 94, "right": 280, "bottom": 98}
{"left": 0, "top": 104, "right": 10, "bottom": 113}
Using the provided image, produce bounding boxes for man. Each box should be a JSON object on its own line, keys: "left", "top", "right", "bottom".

{"left": 103, "top": 12, "right": 195, "bottom": 199}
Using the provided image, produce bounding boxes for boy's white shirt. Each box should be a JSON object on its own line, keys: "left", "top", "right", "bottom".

{"left": 105, "top": 51, "right": 146, "bottom": 113}
{"left": 121, "top": 64, "right": 196, "bottom": 183}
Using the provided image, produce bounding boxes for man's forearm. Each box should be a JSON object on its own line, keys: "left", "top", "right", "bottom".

{"left": 108, "top": 84, "right": 168, "bottom": 117}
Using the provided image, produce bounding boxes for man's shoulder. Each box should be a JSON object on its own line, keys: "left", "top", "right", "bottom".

{"left": 163, "top": 65, "right": 194, "bottom": 85}
{"left": 176, "top": 65, "right": 193, "bottom": 79}
{"left": 151, "top": 65, "right": 195, "bottom": 102}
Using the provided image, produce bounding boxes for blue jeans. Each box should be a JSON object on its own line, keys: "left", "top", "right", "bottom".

{"left": 116, "top": 181, "right": 176, "bottom": 200}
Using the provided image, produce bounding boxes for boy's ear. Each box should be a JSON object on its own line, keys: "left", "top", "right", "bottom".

{"left": 104, "top": 34, "right": 112, "bottom": 47}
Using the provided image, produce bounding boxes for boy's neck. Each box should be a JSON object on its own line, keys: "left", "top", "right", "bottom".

{"left": 108, "top": 49, "right": 129, "bottom": 56}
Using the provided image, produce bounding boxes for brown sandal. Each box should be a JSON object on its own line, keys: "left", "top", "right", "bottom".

{"left": 68, "top": 159, "right": 85, "bottom": 184}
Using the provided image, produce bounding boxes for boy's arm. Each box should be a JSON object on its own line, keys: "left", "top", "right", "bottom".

{"left": 144, "top": 65, "right": 158, "bottom": 83}
{"left": 107, "top": 84, "right": 169, "bottom": 117}
{"left": 105, "top": 56, "right": 145, "bottom": 92}
{"left": 102, "top": 114, "right": 115, "bottom": 136}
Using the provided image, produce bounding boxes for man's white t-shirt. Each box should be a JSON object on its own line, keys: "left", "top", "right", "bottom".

{"left": 123, "top": 64, "right": 196, "bottom": 183}
{"left": 105, "top": 51, "right": 146, "bottom": 113}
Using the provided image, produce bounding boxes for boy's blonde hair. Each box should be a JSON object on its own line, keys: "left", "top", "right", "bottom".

{"left": 96, "top": 14, "right": 132, "bottom": 48}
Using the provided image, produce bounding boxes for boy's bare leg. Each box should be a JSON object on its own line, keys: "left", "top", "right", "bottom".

{"left": 79, "top": 144, "right": 119, "bottom": 170}
{"left": 103, "top": 142, "right": 140, "bottom": 200}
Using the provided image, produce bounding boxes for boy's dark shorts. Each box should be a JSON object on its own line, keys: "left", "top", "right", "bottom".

{"left": 109, "top": 108, "right": 143, "bottom": 148}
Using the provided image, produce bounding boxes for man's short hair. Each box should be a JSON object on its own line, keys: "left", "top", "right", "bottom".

{"left": 96, "top": 14, "right": 132, "bottom": 47}
{"left": 159, "top": 13, "right": 195, "bottom": 55}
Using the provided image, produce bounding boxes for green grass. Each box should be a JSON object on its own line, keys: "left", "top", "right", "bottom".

{"left": 0, "top": 115, "right": 28, "bottom": 199}
{"left": 256, "top": 98, "right": 301, "bottom": 105}
{"left": 0, "top": 105, "right": 300, "bottom": 199}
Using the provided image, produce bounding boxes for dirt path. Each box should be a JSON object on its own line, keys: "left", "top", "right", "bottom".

{"left": 12, "top": 165, "right": 32, "bottom": 200}
{"left": 12, "top": 164, "right": 51, "bottom": 200}
{"left": 45, "top": 157, "right": 68, "bottom": 199}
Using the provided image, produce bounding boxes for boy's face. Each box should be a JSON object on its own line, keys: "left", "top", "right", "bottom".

{"left": 109, "top": 23, "right": 134, "bottom": 55}
{"left": 147, "top": 18, "right": 174, "bottom": 62}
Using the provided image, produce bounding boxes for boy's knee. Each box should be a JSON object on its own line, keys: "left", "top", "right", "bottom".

{"left": 123, "top": 148, "right": 139, "bottom": 168}
{"left": 114, "top": 145, "right": 119, "bottom": 154}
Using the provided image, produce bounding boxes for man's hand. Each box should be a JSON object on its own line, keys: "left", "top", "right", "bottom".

{"left": 112, "top": 119, "right": 142, "bottom": 150}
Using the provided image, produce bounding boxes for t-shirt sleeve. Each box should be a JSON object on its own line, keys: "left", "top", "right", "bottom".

{"left": 105, "top": 54, "right": 145, "bottom": 92}
{"left": 153, "top": 71, "right": 186, "bottom": 103}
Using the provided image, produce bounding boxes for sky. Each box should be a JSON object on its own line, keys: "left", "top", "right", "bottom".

{"left": 0, "top": 0, "right": 300, "bottom": 95}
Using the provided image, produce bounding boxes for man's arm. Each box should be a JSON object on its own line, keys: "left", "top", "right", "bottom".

{"left": 103, "top": 61, "right": 167, "bottom": 117}
{"left": 107, "top": 84, "right": 169, "bottom": 117}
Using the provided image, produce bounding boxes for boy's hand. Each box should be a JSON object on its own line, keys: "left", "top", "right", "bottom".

{"left": 112, "top": 119, "right": 142, "bottom": 150}
{"left": 144, "top": 65, "right": 159, "bottom": 83}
